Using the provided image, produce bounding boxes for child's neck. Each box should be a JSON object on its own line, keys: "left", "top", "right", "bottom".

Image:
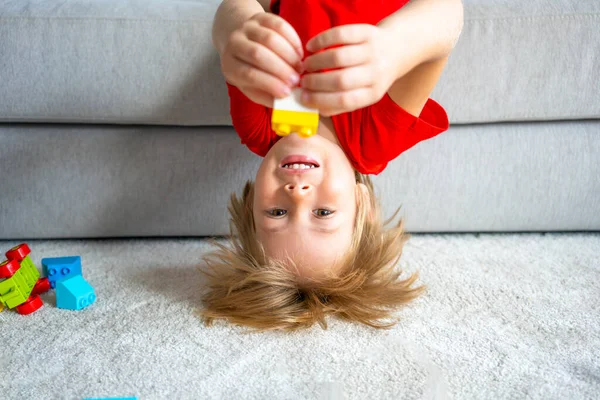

{"left": 316, "top": 116, "right": 340, "bottom": 146}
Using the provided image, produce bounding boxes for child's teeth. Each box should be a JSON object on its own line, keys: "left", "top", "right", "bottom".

{"left": 283, "top": 163, "right": 316, "bottom": 169}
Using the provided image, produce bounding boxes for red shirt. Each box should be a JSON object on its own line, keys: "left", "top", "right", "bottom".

{"left": 227, "top": 0, "right": 449, "bottom": 174}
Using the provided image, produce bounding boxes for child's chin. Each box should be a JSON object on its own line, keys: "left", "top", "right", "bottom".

{"left": 271, "top": 133, "right": 335, "bottom": 156}
{"left": 279, "top": 132, "right": 325, "bottom": 145}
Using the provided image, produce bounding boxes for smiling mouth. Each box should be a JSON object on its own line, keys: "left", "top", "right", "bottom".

{"left": 279, "top": 155, "right": 321, "bottom": 169}
{"left": 281, "top": 162, "right": 318, "bottom": 169}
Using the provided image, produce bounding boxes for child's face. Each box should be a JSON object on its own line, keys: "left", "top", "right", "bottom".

{"left": 253, "top": 133, "right": 359, "bottom": 278}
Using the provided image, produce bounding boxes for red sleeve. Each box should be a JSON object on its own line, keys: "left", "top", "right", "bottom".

{"left": 333, "top": 94, "right": 449, "bottom": 175}
{"left": 274, "top": 0, "right": 410, "bottom": 55}
{"left": 226, "top": 83, "right": 277, "bottom": 157}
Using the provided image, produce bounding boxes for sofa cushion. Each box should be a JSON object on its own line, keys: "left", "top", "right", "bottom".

{"left": 1, "top": 122, "right": 599, "bottom": 239}
{"left": 0, "top": 0, "right": 598, "bottom": 125}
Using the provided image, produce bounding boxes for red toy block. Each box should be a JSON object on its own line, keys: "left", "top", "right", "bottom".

{"left": 6, "top": 243, "right": 31, "bottom": 262}
{"left": 32, "top": 277, "right": 51, "bottom": 296}
{"left": 15, "top": 294, "right": 43, "bottom": 315}
{"left": 0, "top": 259, "right": 21, "bottom": 279}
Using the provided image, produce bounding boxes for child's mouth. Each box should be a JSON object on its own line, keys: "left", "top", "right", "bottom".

{"left": 282, "top": 163, "right": 317, "bottom": 169}
{"left": 279, "top": 155, "right": 320, "bottom": 169}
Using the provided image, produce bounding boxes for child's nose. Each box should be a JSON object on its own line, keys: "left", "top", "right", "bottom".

{"left": 285, "top": 183, "right": 312, "bottom": 197}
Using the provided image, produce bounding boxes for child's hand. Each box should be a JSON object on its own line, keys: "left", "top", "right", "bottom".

{"left": 220, "top": 12, "right": 304, "bottom": 108}
{"left": 300, "top": 24, "right": 408, "bottom": 116}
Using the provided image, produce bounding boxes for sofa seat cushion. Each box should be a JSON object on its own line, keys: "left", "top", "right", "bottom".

{"left": 0, "top": 0, "right": 598, "bottom": 125}
{"left": 1, "top": 122, "right": 599, "bottom": 238}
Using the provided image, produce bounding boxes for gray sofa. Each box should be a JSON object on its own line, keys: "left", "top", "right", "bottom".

{"left": 1, "top": 0, "right": 599, "bottom": 239}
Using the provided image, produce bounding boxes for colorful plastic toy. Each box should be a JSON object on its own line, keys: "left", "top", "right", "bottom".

{"left": 0, "top": 258, "right": 20, "bottom": 278}
{"left": 272, "top": 88, "right": 319, "bottom": 138}
{"left": 32, "top": 277, "right": 51, "bottom": 295}
{"left": 42, "top": 256, "right": 82, "bottom": 289}
{"left": 0, "top": 243, "right": 50, "bottom": 315}
{"left": 56, "top": 275, "right": 96, "bottom": 310}
{"left": 15, "top": 294, "right": 44, "bottom": 315}
{"left": 0, "top": 259, "right": 36, "bottom": 308}
{"left": 5, "top": 244, "right": 39, "bottom": 289}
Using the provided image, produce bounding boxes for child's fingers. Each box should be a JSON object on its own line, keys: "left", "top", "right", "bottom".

{"left": 245, "top": 24, "right": 303, "bottom": 73}
{"left": 252, "top": 13, "right": 304, "bottom": 58}
{"left": 233, "top": 37, "right": 300, "bottom": 87}
{"left": 306, "top": 24, "right": 372, "bottom": 52}
{"left": 240, "top": 87, "right": 274, "bottom": 108}
{"left": 228, "top": 57, "right": 291, "bottom": 98}
{"left": 303, "top": 45, "right": 369, "bottom": 73}
{"left": 301, "top": 87, "right": 372, "bottom": 113}
{"left": 301, "top": 66, "right": 373, "bottom": 92}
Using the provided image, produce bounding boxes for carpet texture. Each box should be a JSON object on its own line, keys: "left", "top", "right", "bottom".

{"left": 1, "top": 234, "right": 599, "bottom": 399}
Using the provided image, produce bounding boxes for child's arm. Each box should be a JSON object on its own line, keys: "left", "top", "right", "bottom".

{"left": 213, "top": 0, "right": 307, "bottom": 155}
{"left": 212, "top": 0, "right": 304, "bottom": 107}
{"left": 300, "top": 0, "right": 464, "bottom": 117}
{"left": 212, "top": 0, "right": 269, "bottom": 54}
{"left": 380, "top": 0, "right": 463, "bottom": 116}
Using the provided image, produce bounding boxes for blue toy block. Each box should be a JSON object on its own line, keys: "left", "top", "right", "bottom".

{"left": 41, "top": 256, "right": 82, "bottom": 289}
{"left": 56, "top": 275, "right": 96, "bottom": 310}
{"left": 83, "top": 398, "right": 137, "bottom": 400}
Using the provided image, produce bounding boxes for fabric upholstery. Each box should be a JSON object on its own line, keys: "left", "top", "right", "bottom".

{"left": 1, "top": 121, "right": 598, "bottom": 239}
{"left": 0, "top": 0, "right": 598, "bottom": 125}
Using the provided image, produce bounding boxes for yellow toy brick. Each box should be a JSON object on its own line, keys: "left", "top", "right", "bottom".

{"left": 272, "top": 88, "right": 319, "bottom": 138}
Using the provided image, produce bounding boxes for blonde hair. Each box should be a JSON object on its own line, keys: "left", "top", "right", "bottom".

{"left": 200, "top": 173, "right": 424, "bottom": 332}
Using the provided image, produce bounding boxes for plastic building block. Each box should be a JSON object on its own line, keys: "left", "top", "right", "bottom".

{"left": 0, "top": 270, "right": 32, "bottom": 308}
{"left": 15, "top": 294, "right": 43, "bottom": 315}
{"left": 56, "top": 275, "right": 96, "bottom": 310}
{"left": 4, "top": 243, "right": 40, "bottom": 291}
{"left": 0, "top": 259, "right": 20, "bottom": 279}
{"left": 0, "top": 243, "right": 46, "bottom": 315}
{"left": 42, "top": 256, "right": 82, "bottom": 289}
{"left": 6, "top": 243, "right": 38, "bottom": 285}
{"left": 272, "top": 88, "right": 319, "bottom": 138}
{"left": 0, "top": 259, "right": 37, "bottom": 309}
{"left": 32, "top": 277, "right": 51, "bottom": 296}
{"left": 5, "top": 243, "right": 31, "bottom": 262}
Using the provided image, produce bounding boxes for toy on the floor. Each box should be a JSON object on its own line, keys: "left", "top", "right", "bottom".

{"left": 43, "top": 255, "right": 96, "bottom": 311}
{"left": 56, "top": 274, "right": 96, "bottom": 310}
{"left": 0, "top": 243, "right": 96, "bottom": 314}
{"left": 0, "top": 243, "right": 51, "bottom": 315}
{"left": 83, "top": 397, "right": 137, "bottom": 400}
{"left": 42, "top": 256, "right": 82, "bottom": 289}
{"left": 272, "top": 87, "right": 319, "bottom": 138}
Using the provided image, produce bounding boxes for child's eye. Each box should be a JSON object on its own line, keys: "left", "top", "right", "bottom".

{"left": 313, "top": 209, "right": 334, "bottom": 218}
{"left": 266, "top": 208, "right": 287, "bottom": 218}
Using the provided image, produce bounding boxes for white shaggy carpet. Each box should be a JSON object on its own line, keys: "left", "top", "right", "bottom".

{"left": 1, "top": 234, "right": 599, "bottom": 399}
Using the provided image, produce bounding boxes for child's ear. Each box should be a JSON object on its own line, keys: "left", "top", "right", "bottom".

{"left": 356, "top": 182, "right": 374, "bottom": 223}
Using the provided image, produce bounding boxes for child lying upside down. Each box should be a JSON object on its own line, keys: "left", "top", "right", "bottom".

{"left": 202, "top": 0, "right": 464, "bottom": 331}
